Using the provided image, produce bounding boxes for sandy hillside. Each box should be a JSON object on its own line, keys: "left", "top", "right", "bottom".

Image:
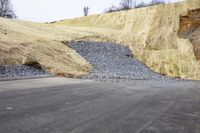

{"left": 0, "top": 18, "right": 92, "bottom": 77}
{"left": 0, "top": 0, "right": 200, "bottom": 80}
{"left": 53, "top": 0, "right": 200, "bottom": 80}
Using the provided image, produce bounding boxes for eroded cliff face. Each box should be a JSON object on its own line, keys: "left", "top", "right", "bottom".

{"left": 54, "top": 0, "right": 200, "bottom": 80}
{"left": 119, "top": 0, "right": 200, "bottom": 79}
{"left": 178, "top": 8, "right": 200, "bottom": 60}
{"left": 0, "top": 0, "right": 199, "bottom": 80}
{"left": 125, "top": 0, "right": 200, "bottom": 79}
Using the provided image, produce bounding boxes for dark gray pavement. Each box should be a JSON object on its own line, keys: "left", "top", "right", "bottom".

{"left": 0, "top": 77, "right": 199, "bottom": 133}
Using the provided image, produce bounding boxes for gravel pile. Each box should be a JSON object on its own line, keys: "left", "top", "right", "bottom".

{"left": 69, "top": 41, "right": 176, "bottom": 81}
{"left": 0, "top": 65, "right": 52, "bottom": 78}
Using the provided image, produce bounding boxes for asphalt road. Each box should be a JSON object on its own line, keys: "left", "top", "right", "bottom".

{"left": 0, "top": 77, "right": 200, "bottom": 133}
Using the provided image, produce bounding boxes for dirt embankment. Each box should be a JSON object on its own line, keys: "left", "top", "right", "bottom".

{"left": 0, "top": 0, "right": 200, "bottom": 80}
{"left": 0, "top": 18, "right": 91, "bottom": 77}
{"left": 178, "top": 9, "right": 200, "bottom": 60}
{"left": 54, "top": 0, "right": 200, "bottom": 80}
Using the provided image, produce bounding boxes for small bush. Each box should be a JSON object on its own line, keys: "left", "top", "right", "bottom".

{"left": 105, "top": 0, "right": 166, "bottom": 14}
{"left": 120, "top": 0, "right": 133, "bottom": 10}
{"left": 148, "top": 0, "right": 165, "bottom": 6}
{"left": 135, "top": 2, "right": 147, "bottom": 8}
{"left": 105, "top": 5, "right": 120, "bottom": 13}
{"left": 135, "top": 0, "right": 165, "bottom": 8}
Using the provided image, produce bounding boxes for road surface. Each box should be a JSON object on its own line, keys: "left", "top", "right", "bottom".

{"left": 0, "top": 77, "right": 199, "bottom": 133}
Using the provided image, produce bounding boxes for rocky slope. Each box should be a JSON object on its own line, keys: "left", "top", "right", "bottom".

{"left": 0, "top": 0, "right": 199, "bottom": 80}
{"left": 54, "top": 0, "right": 200, "bottom": 80}
{"left": 69, "top": 41, "right": 176, "bottom": 81}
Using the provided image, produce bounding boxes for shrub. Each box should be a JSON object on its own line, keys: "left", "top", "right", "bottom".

{"left": 148, "top": 0, "right": 165, "bottom": 6}
{"left": 105, "top": 5, "right": 120, "bottom": 13}
{"left": 120, "top": 0, "right": 133, "bottom": 10}
{"left": 105, "top": 0, "right": 166, "bottom": 14}
{"left": 0, "top": 0, "right": 16, "bottom": 18}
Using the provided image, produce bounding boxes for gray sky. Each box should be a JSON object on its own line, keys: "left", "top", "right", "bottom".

{"left": 11, "top": 0, "right": 182, "bottom": 22}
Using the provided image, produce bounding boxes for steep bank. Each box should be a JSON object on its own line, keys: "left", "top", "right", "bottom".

{"left": 0, "top": 18, "right": 91, "bottom": 77}
{"left": 0, "top": 0, "right": 199, "bottom": 80}
{"left": 54, "top": 0, "right": 200, "bottom": 80}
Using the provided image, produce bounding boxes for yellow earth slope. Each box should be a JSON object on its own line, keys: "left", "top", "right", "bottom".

{"left": 54, "top": 0, "right": 200, "bottom": 80}
{"left": 0, "top": 0, "right": 200, "bottom": 80}
{"left": 0, "top": 18, "right": 91, "bottom": 77}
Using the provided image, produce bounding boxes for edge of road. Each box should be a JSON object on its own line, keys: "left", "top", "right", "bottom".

{"left": 0, "top": 75, "right": 56, "bottom": 82}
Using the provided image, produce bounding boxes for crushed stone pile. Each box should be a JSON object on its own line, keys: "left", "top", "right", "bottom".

{"left": 0, "top": 65, "right": 52, "bottom": 78}
{"left": 69, "top": 41, "right": 177, "bottom": 81}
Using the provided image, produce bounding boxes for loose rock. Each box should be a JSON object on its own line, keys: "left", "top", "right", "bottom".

{"left": 69, "top": 41, "right": 177, "bottom": 81}
{"left": 0, "top": 65, "right": 52, "bottom": 78}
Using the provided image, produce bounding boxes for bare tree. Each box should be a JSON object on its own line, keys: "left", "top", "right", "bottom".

{"left": 120, "top": 0, "right": 133, "bottom": 10}
{"left": 0, "top": 0, "right": 16, "bottom": 18}
{"left": 83, "top": 6, "right": 89, "bottom": 16}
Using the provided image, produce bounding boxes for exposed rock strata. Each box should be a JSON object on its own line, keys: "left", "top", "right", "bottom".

{"left": 178, "top": 9, "right": 200, "bottom": 60}
{"left": 55, "top": 0, "right": 200, "bottom": 80}
{"left": 0, "top": 0, "right": 200, "bottom": 80}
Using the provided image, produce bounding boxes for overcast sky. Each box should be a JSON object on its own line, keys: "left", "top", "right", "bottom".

{"left": 11, "top": 0, "right": 182, "bottom": 22}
